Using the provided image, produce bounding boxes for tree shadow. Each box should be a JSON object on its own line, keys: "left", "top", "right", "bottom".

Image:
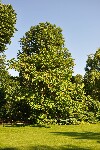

{"left": 0, "top": 145, "right": 91, "bottom": 150}
{"left": 30, "top": 124, "right": 51, "bottom": 128}
{"left": 50, "top": 131, "right": 100, "bottom": 140}
{"left": 28, "top": 145, "right": 91, "bottom": 150}
{"left": 0, "top": 148, "right": 18, "bottom": 150}
{"left": 2, "top": 124, "right": 51, "bottom": 128}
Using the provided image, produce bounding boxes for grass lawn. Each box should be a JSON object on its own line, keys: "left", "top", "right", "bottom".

{"left": 0, "top": 123, "right": 100, "bottom": 150}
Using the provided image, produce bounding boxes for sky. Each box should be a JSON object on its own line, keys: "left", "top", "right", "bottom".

{"left": 2, "top": 0, "right": 100, "bottom": 76}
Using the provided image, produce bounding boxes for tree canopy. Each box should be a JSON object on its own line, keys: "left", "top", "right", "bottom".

{"left": 0, "top": 3, "right": 17, "bottom": 52}
{"left": 9, "top": 22, "right": 76, "bottom": 123}
{"left": 84, "top": 49, "right": 100, "bottom": 101}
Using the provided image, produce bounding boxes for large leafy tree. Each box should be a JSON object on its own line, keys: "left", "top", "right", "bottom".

{"left": 0, "top": 2, "right": 17, "bottom": 52}
{"left": 9, "top": 22, "right": 96, "bottom": 124}
{"left": 9, "top": 22, "right": 75, "bottom": 123}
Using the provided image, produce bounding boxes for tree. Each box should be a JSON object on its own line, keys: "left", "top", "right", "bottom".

{"left": 84, "top": 49, "right": 100, "bottom": 101}
{"left": 0, "top": 54, "right": 10, "bottom": 121}
{"left": 84, "top": 49, "right": 100, "bottom": 122}
{"left": 9, "top": 22, "right": 75, "bottom": 123}
{"left": 9, "top": 22, "right": 98, "bottom": 124}
{"left": 0, "top": 1, "right": 17, "bottom": 122}
{"left": 0, "top": 2, "right": 17, "bottom": 52}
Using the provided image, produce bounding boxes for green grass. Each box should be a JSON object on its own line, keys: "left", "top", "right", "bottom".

{"left": 0, "top": 123, "right": 100, "bottom": 150}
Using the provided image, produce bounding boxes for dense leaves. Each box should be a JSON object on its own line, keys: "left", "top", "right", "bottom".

{"left": 0, "top": 54, "right": 10, "bottom": 120}
{"left": 0, "top": 3, "right": 17, "bottom": 52}
{"left": 0, "top": 1, "right": 100, "bottom": 124}
{"left": 84, "top": 49, "right": 100, "bottom": 122}
{"left": 9, "top": 22, "right": 75, "bottom": 123}
{"left": 8, "top": 22, "right": 98, "bottom": 125}
{"left": 84, "top": 49, "right": 100, "bottom": 101}
{"left": 0, "top": 2, "right": 17, "bottom": 121}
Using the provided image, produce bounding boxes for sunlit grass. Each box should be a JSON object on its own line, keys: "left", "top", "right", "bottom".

{"left": 0, "top": 123, "right": 100, "bottom": 150}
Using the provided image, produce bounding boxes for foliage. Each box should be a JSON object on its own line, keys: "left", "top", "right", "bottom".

{"left": 69, "top": 75, "right": 88, "bottom": 123}
{"left": 71, "top": 74, "right": 83, "bottom": 85}
{"left": 0, "top": 54, "right": 9, "bottom": 87}
{"left": 84, "top": 49, "right": 100, "bottom": 122}
{"left": 0, "top": 1, "right": 99, "bottom": 124}
{"left": 0, "top": 54, "right": 9, "bottom": 120}
{"left": 9, "top": 22, "right": 75, "bottom": 123}
{"left": 8, "top": 23, "right": 100, "bottom": 124}
{"left": 84, "top": 49, "right": 100, "bottom": 101}
{"left": 0, "top": 3, "right": 17, "bottom": 52}
{"left": 1, "top": 75, "right": 32, "bottom": 122}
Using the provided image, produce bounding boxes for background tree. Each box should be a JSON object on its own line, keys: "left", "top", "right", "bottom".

{"left": 84, "top": 49, "right": 100, "bottom": 122}
{"left": 0, "top": 2, "right": 17, "bottom": 52}
{"left": 84, "top": 49, "right": 100, "bottom": 101}
{"left": 0, "top": 1, "right": 17, "bottom": 122}
{"left": 0, "top": 54, "right": 10, "bottom": 121}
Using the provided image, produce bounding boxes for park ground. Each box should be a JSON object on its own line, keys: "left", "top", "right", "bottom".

{"left": 0, "top": 123, "right": 100, "bottom": 150}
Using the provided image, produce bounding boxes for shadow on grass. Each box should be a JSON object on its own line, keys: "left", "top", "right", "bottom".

{"left": 0, "top": 145, "right": 91, "bottom": 150}
{"left": 30, "top": 124, "right": 51, "bottom": 128}
{"left": 0, "top": 148, "right": 17, "bottom": 150}
{"left": 2, "top": 124, "right": 51, "bottom": 128}
{"left": 50, "top": 131, "right": 100, "bottom": 140}
{"left": 29, "top": 145, "right": 91, "bottom": 150}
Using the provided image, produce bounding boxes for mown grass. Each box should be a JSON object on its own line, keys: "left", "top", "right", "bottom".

{"left": 0, "top": 123, "right": 100, "bottom": 150}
